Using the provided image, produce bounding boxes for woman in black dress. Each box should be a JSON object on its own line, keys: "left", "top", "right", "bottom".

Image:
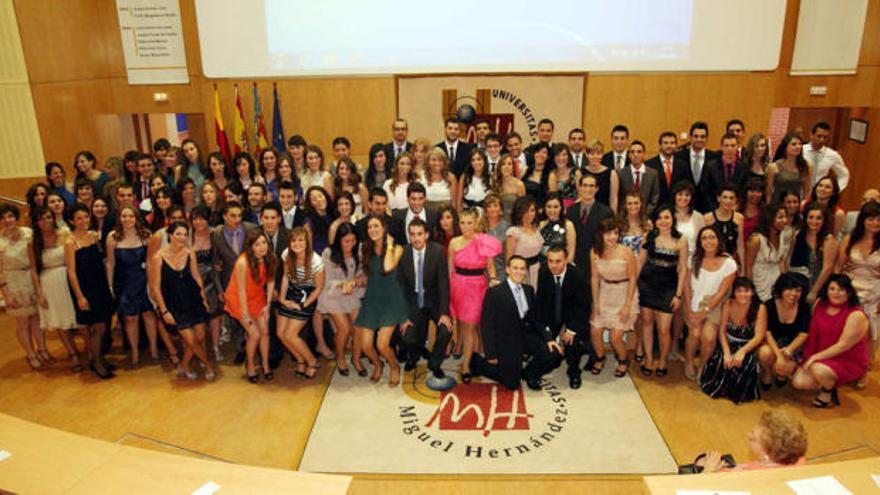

{"left": 149, "top": 221, "right": 215, "bottom": 381}
{"left": 522, "top": 142, "right": 556, "bottom": 209}
{"left": 756, "top": 273, "right": 810, "bottom": 388}
{"left": 63, "top": 203, "right": 115, "bottom": 379}
{"left": 700, "top": 277, "right": 766, "bottom": 404}
{"left": 277, "top": 227, "right": 326, "bottom": 379}
{"left": 582, "top": 139, "right": 619, "bottom": 213}
{"left": 538, "top": 192, "right": 575, "bottom": 264}
{"left": 637, "top": 205, "right": 688, "bottom": 376}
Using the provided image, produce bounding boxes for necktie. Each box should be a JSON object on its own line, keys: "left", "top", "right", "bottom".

{"left": 616, "top": 155, "right": 622, "bottom": 170}
{"left": 554, "top": 275, "right": 563, "bottom": 324}
{"left": 449, "top": 145, "right": 455, "bottom": 163}
{"left": 396, "top": 146, "right": 402, "bottom": 157}
{"left": 574, "top": 154, "right": 581, "bottom": 168}
{"left": 580, "top": 204, "right": 590, "bottom": 225}
{"left": 233, "top": 230, "right": 241, "bottom": 254}
{"left": 664, "top": 157, "right": 672, "bottom": 185}
{"left": 513, "top": 285, "right": 526, "bottom": 318}
{"left": 692, "top": 154, "right": 702, "bottom": 184}
{"left": 725, "top": 163, "right": 734, "bottom": 182}
{"left": 489, "top": 161, "right": 497, "bottom": 174}
{"left": 634, "top": 170, "right": 641, "bottom": 191}
{"left": 416, "top": 250, "right": 425, "bottom": 308}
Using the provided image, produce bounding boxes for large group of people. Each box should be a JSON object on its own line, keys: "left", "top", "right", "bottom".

{"left": 1, "top": 115, "right": 878, "bottom": 410}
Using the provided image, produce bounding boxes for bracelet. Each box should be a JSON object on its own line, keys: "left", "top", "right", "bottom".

{"left": 161, "top": 309, "right": 169, "bottom": 315}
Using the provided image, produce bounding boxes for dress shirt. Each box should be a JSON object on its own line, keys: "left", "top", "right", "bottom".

{"left": 508, "top": 278, "right": 528, "bottom": 318}
{"left": 223, "top": 224, "right": 245, "bottom": 255}
{"left": 803, "top": 142, "right": 849, "bottom": 190}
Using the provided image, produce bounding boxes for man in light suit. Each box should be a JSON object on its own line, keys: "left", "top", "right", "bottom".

{"left": 397, "top": 219, "right": 451, "bottom": 378}
{"left": 471, "top": 256, "right": 562, "bottom": 390}
{"left": 384, "top": 118, "right": 412, "bottom": 162}
{"left": 536, "top": 246, "right": 591, "bottom": 389}
{"left": 619, "top": 140, "right": 660, "bottom": 216}
{"left": 212, "top": 201, "right": 259, "bottom": 363}
{"left": 645, "top": 131, "right": 691, "bottom": 207}
{"left": 392, "top": 183, "right": 437, "bottom": 245}
{"left": 436, "top": 117, "right": 472, "bottom": 178}
{"left": 601, "top": 124, "right": 631, "bottom": 171}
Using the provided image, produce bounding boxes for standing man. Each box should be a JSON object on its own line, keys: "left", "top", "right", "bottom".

{"left": 393, "top": 182, "right": 437, "bottom": 244}
{"left": 677, "top": 121, "right": 716, "bottom": 212}
{"left": 397, "top": 219, "right": 451, "bottom": 378}
{"left": 725, "top": 119, "right": 746, "bottom": 158}
{"left": 471, "top": 256, "right": 561, "bottom": 390}
{"left": 568, "top": 128, "right": 587, "bottom": 169}
{"left": 260, "top": 201, "right": 290, "bottom": 370}
{"left": 526, "top": 118, "right": 555, "bottom": 154}
{"left": 565, "top": 174, "right": 614, "bottom": 306}
{"left": 474, "top": 120, "right": 491, "bottom": 150}
{"left": 601, "top": 124, "right": 631, "bottom": 171}
{"left": 278, "top": 181, "right": 306, "bottom": 230}
{"left": 505, "top": 131, "right": 531, "bottom": 176}
{"left": 245, "top": 183, "right": 268, "bottom": 224}
{"left": 702, "top": 133, "right": 748, "bottom": 210}
{"left": 485, "top": 133, "right": 504, "bottom": 176}
{"left": 357, "top": 188, "right": 406, "bottom": 245}
{"left": 803, "top": 121, "right": 849, "bottom": 191}
{"left": 618, "top": 141, "right": 660, "bottom": 216}
{"left": 536, "top": 246, "right": 590, "bottom": 389}
{"left": 212, "top": 202, "right": 259, "bottom": 364}
{"left": 436, "top": 117, "right": 472, "bottom": 177}
{"left": 645, "top": 131, "right": 690, "bottom": 207}
{"left": 384, "top": 118, "right": 412, "bottom": 162}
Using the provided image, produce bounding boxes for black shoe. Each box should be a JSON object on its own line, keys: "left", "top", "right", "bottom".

{"left": 429, "top": 366, "right": 446, "bottom": 379}
{"left": 461, "top": 372, "right": 473, "bottom": 384}
{"left": 813, "top": 386, "right": 839, "bottom": 408}
{"left": 655, "top": 367, "right": 668, "bottom": 377}
{"left": 234, "top": 352, "right": 246, "bottom": 365}
{"left": 264, "top": 371, "right": 275, "bottom": 382}
{"left": 526, "top": 378, "right": 543, "bottom": 391}
{"left": 404, "top": 361, "right": 417, "bottom": 372}
{"left": 247, "top": 373, "right": 259, "bottom": 384}
{"left": 90, "top": 362, "right": 115, "bottom": 380}
{"left": 569, "top": 374, "right": 582, "bottom": 389}
{"left": 775, "top": 377, "right": 789, "bottom": 388}
{"left": 269, "top": 359, "right": 281, "bottom": 370}
{"left": 640, "top": 365, "right": 653, "bottom": 377}
{"left": 761, "top": 381, "right": 772, "bottom": 391}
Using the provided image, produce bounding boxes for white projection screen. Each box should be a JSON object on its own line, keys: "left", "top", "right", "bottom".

{"left": 194, "top": 0, "right": 787, "bottom": 77}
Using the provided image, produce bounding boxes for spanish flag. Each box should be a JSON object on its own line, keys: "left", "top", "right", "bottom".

{"left": 252, "top": 82, "right": 270, "bottom": 154}
{"left": 232, "top": 83, "right": 249, "bottom": 154}
{"left": 213, "top": 85, "right": 231, "bottom": 163}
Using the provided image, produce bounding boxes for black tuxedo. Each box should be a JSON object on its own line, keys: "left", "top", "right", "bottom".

{"left": 356, "top": 213, "right": 406, "bottom": 245}
{"left": 565, "top": 200, "right": 613, "bottom": 310}
{"left": 536, "top": 264, "right": 593, "bottom": 376}
{"left": 391, "top": 207, "right": 438, "bottom": 245}
{"left": 281, "top": 206, "right": 307, "bottom": 231}
{"left": 472, "top": 281, "right": 554, "bottom": 389}
{"left": 397, "top": 241, "right": 450, "bottom": 369}
{"left": 601, "top": 151, "right": 631, "bottom": 171}
{"left": 675, "top": 148, "right": 718, "bottom": 213}
{"left": 702, "top": 158, "right": 748, "bottom": 210}
{"left": 384, "top": 141, "right": 413, "bottom": 162}
{"left": 436, "top": 140, "right": 473, "bottom": 177}
{"left": 645, "top": 155, "right": 692, "bottom": 208}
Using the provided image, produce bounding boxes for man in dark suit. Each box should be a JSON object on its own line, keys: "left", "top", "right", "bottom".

{"left": 701, "top": 133, "right": 748, "bottom": 210}
{"left": 471, "top": 256, "right": 562, "bottom": 390}
{"left": 278, "top": 181, "right": 306, "bottom": 230}
{"left": 384, "top": 118, "right": 412, "bottom": 162}
{"left": 565, "top": 174, "right": 614, "bottom": 304}
{"left": 505, "top": 131, "right": 532, "bottom": 176}
{"left": 436, "top": 117, "right": 472, "bottom": 177}
{"left": 568, "top": 128, "right": 587, "bottom": 169}
{"left": 601, "top": 124, "right": 631, "bottom": 171}
{"left": 212, "top": 202, "right": 259, "bottom": 363}
{"left": 260, "top": 201, "right": 291, "bottom": 370}
{"left": 397, "top": 219, "right": 451, "bottom": 378}
{"left": 536, "top": 246, "right": 591, "bottom": 389}
{"left": 525, "top": 118, "right": 556, "bottom": 154}
{"left": 676, "top": 121, "right": 718, "bottom": 213}
{"left": 618, "top": 140, "right": 660, "bottom": 216}
{"left": 726, "top": 118, "right": 746, "bottom": 158}
{"left": 645, "top": 131, "right": 691, "bottom": 207}
{"left": 485, "top": 133, "right": 504, "bottom": 176}
{"left": 245, "top": 183, "right": 268, "bottom": 225}
{"left": 357, "top": 188, "right": 406, "bottom": 244}
{"left": 392, "top": 183, "right": 437, "bottom": 245}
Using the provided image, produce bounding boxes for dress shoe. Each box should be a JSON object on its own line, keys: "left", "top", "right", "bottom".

{"left": 404, "top": 361, "right": 417, "bottom": 372}
{"left": 569, "top": 374, "right": 582, "bottom": 389}
{"left": 233, "top": 351, "right": 246, "bottom": 365}
{"left": 526, "top": 378, "right": 543, "bottom": 391}
{"left": 429, "top": 366, "right": 446, "bottom": 379}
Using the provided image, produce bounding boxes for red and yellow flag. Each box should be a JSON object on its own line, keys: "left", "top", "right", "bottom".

{"left": 253, "top": 83, "right": 270, "bottom": 154}
{"left": 232, "top": 84, "right": 249, "bottom": 154}
{"left": 213, "top": 85, "right": 231, "bottom": 163}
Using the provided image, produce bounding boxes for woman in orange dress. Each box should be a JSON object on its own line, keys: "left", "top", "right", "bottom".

{"left": 224, "top": 230, "right": 278, "bottom": 383}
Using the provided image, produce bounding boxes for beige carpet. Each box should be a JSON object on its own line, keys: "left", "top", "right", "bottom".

{"left": 299, "top": 361, "right": 677, "bottom": 474}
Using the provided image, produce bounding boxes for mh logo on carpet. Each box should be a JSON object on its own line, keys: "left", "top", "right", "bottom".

{"left": 398, "top": 380, "right": 568, "bottom": 459}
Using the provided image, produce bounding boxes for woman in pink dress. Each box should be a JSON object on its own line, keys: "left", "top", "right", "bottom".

{"left": 448, "top": 208, "right": 502, "bottom": 383}
{"left": 792, "top": 274, "right": 869, "bottom": 408}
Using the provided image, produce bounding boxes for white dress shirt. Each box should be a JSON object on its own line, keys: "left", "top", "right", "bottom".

{"left": 404, "top": 207, "right": 426, "bottom": 242}
{"left": 507, "top": 278, "right": 528, "bottom": 318}
{"left": 804, "top": 142, "right": 849, "bottom": 190}
{"left": 282, "top": 206, "right": 298, "bottom": 230}
{"left": 690, "top": 148, "right": 706, "bottom": 184}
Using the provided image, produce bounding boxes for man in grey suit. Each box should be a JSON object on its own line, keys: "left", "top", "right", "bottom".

{"left": 618, "top": 140, "right": 660, "bottom": 216}
{"left": 211, "top": 201, "right": 259, "bottom": 363}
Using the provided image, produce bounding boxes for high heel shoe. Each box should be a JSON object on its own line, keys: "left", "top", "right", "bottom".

{"left": 337, "top": 365, "right": 350, "bottom": 377}
{"left": 247, "top": 373, "right": 260, "bottom": 384}
{"left": 460, "top": 372, "right": 473, "bottom": 384}
{"left": 27, "top": 355, "right": 44, "bottom": 370}
{"left": 37, "top": 349, "right": 56, "bottom": 365}
{"left": 304, "top": 364, "right": 319, "bottom": 380}
{"left": 351, "top": 357, "right": 367, "bottom": 377}
{"left": 70, "top": 355, "right": 84, "bottom": 373}
{"left": 813, "top": 386, "right": 840, "bottom": 408}
{"left": 89, "top": 361, "right": 115, "bottom": 380}
{"left": 264, "top": 371, "right": 275, "bottom": 381}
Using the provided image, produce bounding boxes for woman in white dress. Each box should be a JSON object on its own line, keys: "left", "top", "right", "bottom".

{"left": 383, "top": 152, "right": 416, "bottom": 211}
{"left": 456, "top": 148, "right": 490, "bottom": 212}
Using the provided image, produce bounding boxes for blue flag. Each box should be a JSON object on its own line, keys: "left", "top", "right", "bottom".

{"left": 272, "top": 84, "right": 285, "bottom": 152}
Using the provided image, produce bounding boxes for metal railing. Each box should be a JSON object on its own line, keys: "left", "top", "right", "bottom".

{"left": 0, "top": 194, "right": 27, "bottom": 206}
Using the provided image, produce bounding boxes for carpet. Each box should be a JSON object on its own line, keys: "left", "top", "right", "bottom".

{"left": 299, "top": 361, "right": 677, "bottom": 475}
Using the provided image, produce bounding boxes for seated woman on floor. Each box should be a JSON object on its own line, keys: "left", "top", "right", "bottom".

{"left": 696, "top": 410, "right": 807, "bottom": 472}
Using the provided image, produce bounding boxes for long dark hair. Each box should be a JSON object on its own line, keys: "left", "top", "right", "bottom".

{"left": 73, "top": 150, "right": 97, "bottom": 179}
{"left": 205, "top": 151, "right": 232, "bottom": 182}
{"left": 730, "top": 277, "right": 761, "bottom": 323}
{"left": 847, "top": 201, "right": 880, "bottom": 256}
{"left": 771, "top": 132, "right": 809, "bottom": 178}
{"left": 462, "top": 148, "right": 491, "bottom": 198}
{"left": 148, "top": 186, "right": 175, "bottom": 231}
{"left": 242, "top": 230, "right": 278, "bottom": 283}
{"left": 593, "top": 218, "right": 620, "bottom": 257}
{"left": 178, "top": 138, "right": 205, "bottom": 180}
{"left": 365, "top": 143, "right": 387, "bottom": 190}
{"left": 751, "top": 203, "right": 786, "bottom": 242}
{"left": 644, "top": 205, "right": 681, "bottom": 252}
{"left": 819, "top": 273, "right": 861, "bottom": 308}
{"left": 511, "top": 195, "right": 536, "bottom": 228}
{"left": 693, "top": 226, "right": 728, "bottom": 278}
{"left": 112, "top": 205, "right": 151, "bottom": 242}
{"left": 333, "top": 157, "right": 363, "bottom": 195}
{"left": 432, "top": 205, "right": 461, "bottom": 247}
{"left": 329, "top": 221, "right": 360, "bottom": 277}
{"left": 524, "top": 142, "right": 553, "bottom": 190}
{"left": 791, "top": 203, "right": 831, "bottom": 268}
{"left": 30, "top": 206, "right": 56, "bottom": 274}
{"left": 361, "top": 214, "right": 388, "bottom": 276}
{"left": 304, "top": 186, "right": 335, "bottom": 243}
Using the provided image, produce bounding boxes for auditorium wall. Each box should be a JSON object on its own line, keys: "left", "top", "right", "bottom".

{"left": 8, "top": 0, "right": 880, "bottom": 207}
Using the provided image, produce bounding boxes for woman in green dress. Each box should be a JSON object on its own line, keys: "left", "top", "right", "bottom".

{"left": 354, "top": 214, "right": 408, "bottom": 387}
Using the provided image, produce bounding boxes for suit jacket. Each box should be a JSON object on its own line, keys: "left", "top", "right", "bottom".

{"left": 384, "top": 141, "right": 413, "bottom": 162}
{"left": 480, "top": 282, "right": 547, "bottom": 365}
{"left": 601, "top": 150, "right": 631, "bottom": 171}
{"left": 565, "top": 200, "right": 614, "bottom": 291}
{"left": 675, "top": 148, "right": 719, "bottom": 212}
{"left": 536, "top": 264, "right": 588, "bottom": 336}
{"left": 355, "top": 213, "right": 406, "bottom": 245}
{"left": 645, "top": 155, "right": 692, "bottom": 207}
{"left": 397, "top": 241, "right": 449, "bottom": 318}
{"left": 262, "top": 226, "right": 290, "bottom": 286}
{"left": 211, "top": 221, "right": 259, "bottom": 289}
{"left": 702, "top": 158, "right": 748, "bottom": 211}
{"left": 281, "top": 206, "right": 307, "bottom": 231}
{"left": 436, "top": 140, "right": 473, "bottom": 177}
{"left": 618, "top": 164, "right": 660, "bottom": 216}
{"left": 391, "top": 207, "right": 438, "bottom": 245}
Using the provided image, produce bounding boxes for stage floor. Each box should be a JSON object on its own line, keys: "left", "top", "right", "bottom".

{"left": 0, "top": 315, "right": 878, "bottom": 494}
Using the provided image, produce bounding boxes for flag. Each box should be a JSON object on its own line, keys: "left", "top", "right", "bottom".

{"left": 252, "top": 83, "right": 270, "bottom": 154}
{"left": 232, "top": 84, "right": 249, "bottom": 154}
{"left": 213, "top": 85, "right": 231, "bottom": 163}
{"left": 272, "top": 83, "right": 285, "bottom": 152}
